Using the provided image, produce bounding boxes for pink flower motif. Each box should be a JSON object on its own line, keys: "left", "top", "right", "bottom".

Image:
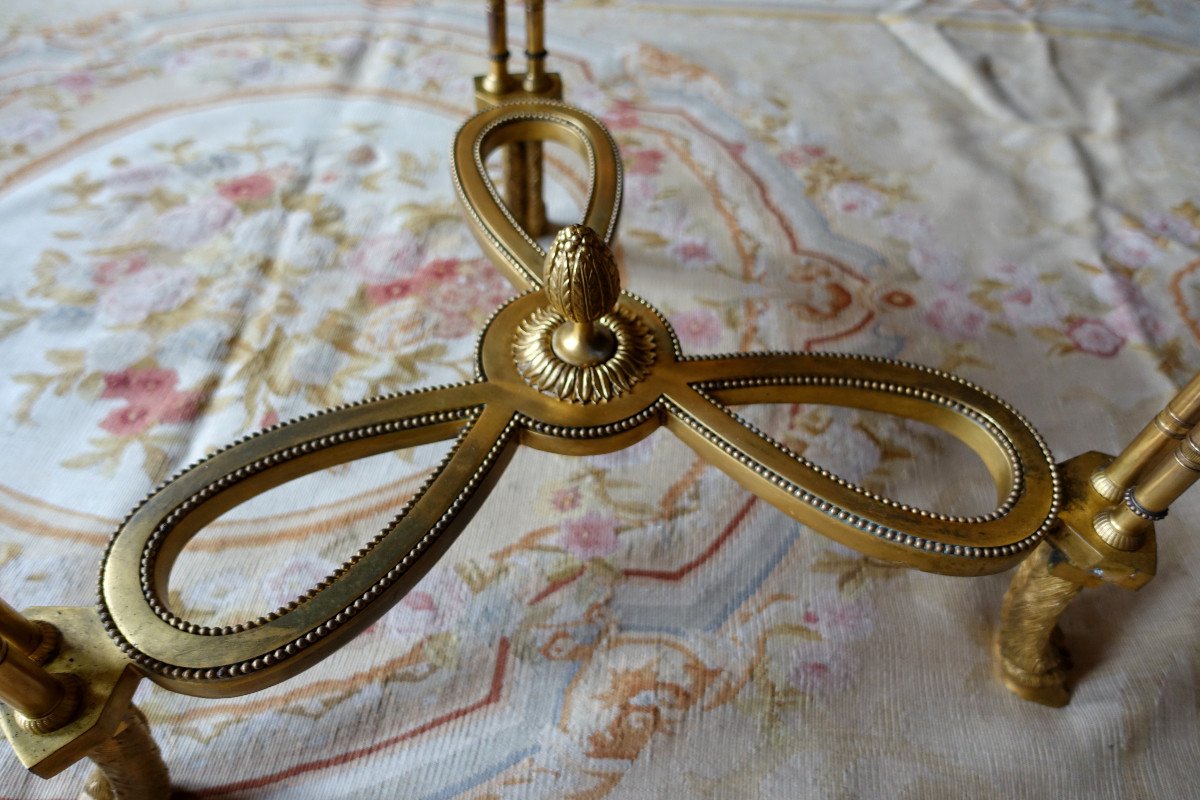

{"left": 1090, "top": 273, "right": 1163, "bottom": 343}
{"left": 1143, "top": 212, "right": 1200, "bottom": 246}
{"left": 158, "top": 389, "right": 204, "bottom": 424}
{"left": 989, "top": 261, "right": 1065, "bottom": 327}
{"left": 924, "top": 288, "right": 986, "bottom": 340}
{"left": 99, "top": 368, "right": 204, "bottom": 435}
{"left": 670, "top": 239, "right": 713, "bottom": 266}
{"left": 788, "top": 646, "right": 852, "bottom": 695}
{"left": 99, "top": 404, "right": 157, "bottom": 437}
{"left": 626, "top": 149, "right": 665, "bottom": 176}
{"left": 217, "top": 173, "right": 275, "bottom": 202}
{"left": 0, "top": 109, "right": 58, "bottom": 145}
{"left": 429, "top": 264, "right": 512, "bottom": 338}
{"left": 101, "top": 367, "right": 179, "bottom": 401}
{"left": 779, "top": 144, "right": 827, "bottom": 168}
{"left": 603, "top": 100, "right": 640, "bottom": 131}
{"left": 347, "top": 233, "right": 426, "bottom": 284}
{"left": 1066, "top": 317, "right": 1124, "bottom": 358}
{"left": 562, "top": 512, "right": 620, "bottom": 560}
{"left": 826, "top": 181, "right": 885, "bottom": 217}
{"left": 260, "top": 409, "right": 280, "bottom": 429}
{"left": 154, "top": 197, "right": 238, "bottom": 248}
{"left": 881, "top": 210, "right": 934, "bottom": 243}
{"left": 1103, "top": 228, "right": 1160, "bottom": 267}
{"left": 416, "top": 258, "right": 460, "bottom": 284}
{"left": 57, "top": 71, "right": 96, "bottom": 94}
{"left": 805, "top": 593, "right": 874, "bottom": 643}
{"left": 365, "top": 278, "right": 416, "bottom": 305}
{"left": 549, "top": 487, "right": 581, "bottom": 513}
{"left": 669, "top": 309, "right": 723, "bottom": 349}
{"left": 1106, "top": 305, "right": 1164, "bottom": 343}
{"left": 370, "top": 567, "right": 469, "bottom": 640}
{"left": 99, "top": 267, "right": 197, "bottom": 324}
{"left": 93, "top": 254, "right": 148, "bottom": 287}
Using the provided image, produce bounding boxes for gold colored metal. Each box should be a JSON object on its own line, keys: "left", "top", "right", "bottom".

{"left": 543, "top": 225, "right": 621, "bottom": 366}
{"left": 0, "top": 638, "right": 72, "bottom": 725}
{"left": 996, "top": 451, "right": 1157, "bottom": 706}
{"left": 514, "top": 225, "right": 656, "bottom": 402}
{"left": 503, "top": 141, "right": 531, "bottom": 235}
{"left": 522, "top": 0, "right": 552, "bottom": 94}
{"left": 81, "top": 101, "right": 1061, "bottom": 714}
{"left": 0, "top": 607, "right": 146, "bottom": 778}
{"left": 1095, "top": 425, "right": 1200, "bottom": 550}
{"left": 17, "top": 674, "right": 83, "bottom": 736}
{"left": 514, "top": 305, "right": 656, "bottom": 403}
{"left": 0, "top": 598, "right": 60, "bottom": 665}
{"left": 1091, "top": 372, "right": 1200, "bottom": 500}
{"left": 524, "top": 141, "right": 547, "bottom": 235}
{"left": 996, "top": 541, "right": 1081, "bottom": 708}
{"left": 1049, "top": 452, "right": 1156, "bottom": 590}
{"left": 482, "top": 1, "right": 514, "bottom": 95}
{"left": 80, "top": 707, "right": 170, "bottom": 800}
{"left": 473, "top": 1, "right": 562, "bottom": 238}
{"left": 10, "top": 12, "right": 1200, "bottom": 797}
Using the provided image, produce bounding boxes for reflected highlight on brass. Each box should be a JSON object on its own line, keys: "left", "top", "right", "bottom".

{"left": 3, "top": 5, "right": 1198, "bottom": 798}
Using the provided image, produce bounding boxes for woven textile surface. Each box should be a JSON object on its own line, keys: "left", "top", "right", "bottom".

{"left": 2, "top": 1, "right": 1200, "bottom": 797}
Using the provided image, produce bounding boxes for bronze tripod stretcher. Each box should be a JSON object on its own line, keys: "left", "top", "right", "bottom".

{"left": 3, "top": 30, "right": 1200, "bottom": 799}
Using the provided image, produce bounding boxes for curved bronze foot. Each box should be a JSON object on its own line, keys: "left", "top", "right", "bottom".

{"left": 80, "top": 707, "right": 169, "bottom": 800}
{"left": 996, "top": 541, "right": 1083, "bottom": 707}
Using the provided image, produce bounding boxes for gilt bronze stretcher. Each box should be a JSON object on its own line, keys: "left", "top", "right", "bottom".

{"left": 1, "top": 3, "right": 1196, "bottom": 797}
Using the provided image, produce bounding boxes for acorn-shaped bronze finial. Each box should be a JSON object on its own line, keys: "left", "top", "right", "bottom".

{"left": 543, "top": 225, "right": 619, "bottom": 366}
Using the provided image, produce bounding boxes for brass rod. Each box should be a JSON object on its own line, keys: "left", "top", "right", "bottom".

{"left": 525, "top": 141, "right": 547, "bottom": 237}
{"left": 483, "top": 1, "right": 514, "bottom": 94}
{"left": 1095, "top": 424, "right": 1200, "bottom": 550}
{"left": 504, "top": 141, "right": 530, "bottom": 232}
{"left": 1093, "top": 371, "right": 1200, "bottom": 500}
{"left": 523, "top": 0, "right": 551, "bottom": 93}
{"left": 0, "top": 638, "right": 64, "bottom": 721}
{"left": 0, "top": 597, "right": 47, "bottom": 657}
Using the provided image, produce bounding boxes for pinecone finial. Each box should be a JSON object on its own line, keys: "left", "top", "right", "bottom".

{"left": 541, "top": 225, "right": 621, "bottom": 367}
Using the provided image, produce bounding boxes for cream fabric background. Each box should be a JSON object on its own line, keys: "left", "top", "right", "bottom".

{"left": 1, "top": 1, "right": 1199, "bottom": 797}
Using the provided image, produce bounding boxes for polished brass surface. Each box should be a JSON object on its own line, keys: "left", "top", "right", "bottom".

{"left": 1091, "top": 372, "right": 1200, "bottom": 500}
{"left": 473, "top": 1, "right": 562, "bottom": 238}
{"left": 543, "top": 225, "right": 621, "bottom": 366}
{"left": 0, "top": 607, "right": 145, "bottom": 778}
{"left": 86, "top": 99, "right": 1062, "bottom": 708}
{"left": 0, "top": 598, "right": 59, "bottom": 665}
{"left": 522, "top": 0, "right": 551, "bottom": 94}
{"left": 1050, "top": 452, "right": 1156, "bottom": 590}
{"left": 503, "top": 141, "right": 531, "bottom": 234}
{"left": 514, "top": 304, "right": 656, "bottom": 403}
{"left": 80, "top": 708, "right": 170, "bottom": 800}
{"left": 7, "top": 10, "right": 1200, "bottom": 796}
{"left": 996, "top": 450, "right": 1159, "bottom": 706}
{"left": 996, "top": 541, "right": 1080, "bottom": 708}
{"left": 17, "top": 674, "right": 83, "bottom": 736}
{"left": 524, "top": 141, "right": 547, "bottom": 235}
{"left": 482, "top": 1, "right": 514, "bottom": 95}
{"left": 0, "top": 639, "right": 69, "bottom": 723}
{"left": 1095, "top": 425, "right": 1200, "bottom": 550}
